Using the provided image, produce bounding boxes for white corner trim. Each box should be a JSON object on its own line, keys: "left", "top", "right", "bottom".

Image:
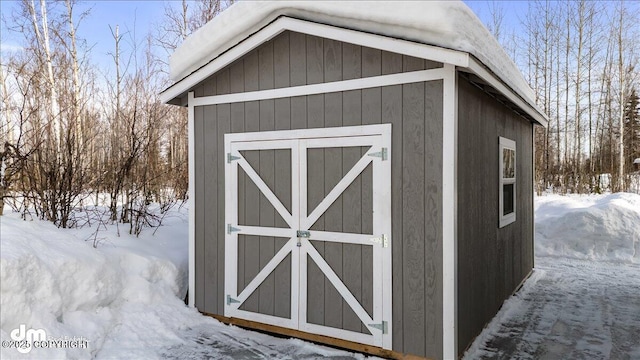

{"left": 466, "top": 58, "right": 548, "bottom": 127}
{"left": 188, "top": 92, "right": 196, "bottom": 308}
{"left": 160, "top": 16, "right": 468, "bottom": 104}
{"left": 442, "top": 64, "right": 458, "bottom": 359}
{"left": 531, "top": 126, "right": 536, "bottom": 268}
{"left": 192, "top": 68, "right": 447, "bottom": 106}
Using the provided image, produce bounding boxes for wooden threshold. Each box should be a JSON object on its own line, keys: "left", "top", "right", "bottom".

{"left": 202, "top": 312, "right": 432, "bottom": 360}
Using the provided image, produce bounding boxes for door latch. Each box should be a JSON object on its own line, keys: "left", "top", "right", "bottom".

{"left": 296, "top": 230, "right": 310, "bottom": 247}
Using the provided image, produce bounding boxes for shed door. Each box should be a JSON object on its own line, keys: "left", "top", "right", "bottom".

{"left": 224, "top": 125, "right": 392, "bottom": 349}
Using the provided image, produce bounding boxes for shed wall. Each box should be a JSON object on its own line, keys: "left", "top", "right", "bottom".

{"left": 456, "top": 75, "right": 535, "bottom": 356}
{"left": 192, "top": 30, "right": 443, "bottom": 358}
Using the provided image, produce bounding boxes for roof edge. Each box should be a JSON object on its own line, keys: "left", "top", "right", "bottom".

{"left": 160, "top": 16, "right": 470, "bottom": 103}
{"left": 160, "top": 17, "right": 548, "bottom": 127}
{"left": 466, "top": 57, "right": 548, "bottom": 127}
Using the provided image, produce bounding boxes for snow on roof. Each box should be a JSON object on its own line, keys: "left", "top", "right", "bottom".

{"left": 634, "top": 158, "right": 640, "bottom": 164}
{"left": 170, "top": 0, "right": 535, "bottom": 110}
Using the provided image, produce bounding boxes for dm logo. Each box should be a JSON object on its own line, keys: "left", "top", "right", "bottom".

{"left": 10, "top": 324, "right": 46, "bottom": 354}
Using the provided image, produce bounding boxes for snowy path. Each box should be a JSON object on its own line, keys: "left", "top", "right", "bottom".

{"left": 464, "top": 256, "right": 640, "bottom": 359}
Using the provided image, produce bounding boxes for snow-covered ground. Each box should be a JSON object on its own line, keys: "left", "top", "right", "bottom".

{"left": 0, "top": 205, "right": 361, "bottom": 359}
{"left": 1, "top": 193, "right": 639, "bottom": 359}
{"left": 464, "top": 192, "right": 640, "bottom": 359}
{"left": 463, "top": 257, "right": 640, "bottom": 359}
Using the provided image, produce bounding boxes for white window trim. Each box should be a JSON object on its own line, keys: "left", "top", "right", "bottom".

{"left": 499, "top": 136, "right": 516, "bottom": 228}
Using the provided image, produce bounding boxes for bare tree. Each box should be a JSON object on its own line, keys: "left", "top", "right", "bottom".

{"left": 1, "top": 0, "right": 235, "bottom": 229}
{"left": 477, "top": 0, "right": 640, "bottom": 193}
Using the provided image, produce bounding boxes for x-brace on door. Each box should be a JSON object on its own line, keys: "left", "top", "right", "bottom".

{"left": 224, "top": 124, "right": 392, "bottom": 349}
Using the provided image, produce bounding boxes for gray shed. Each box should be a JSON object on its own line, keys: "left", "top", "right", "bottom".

{"left": 160, "top": 1, "right": 548, "bottom": 359}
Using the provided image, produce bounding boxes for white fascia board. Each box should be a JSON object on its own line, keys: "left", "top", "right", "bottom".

{"left": 442, "top": 64, "right": 458, "bottom": 359}
{"left": 160, "top": 17, "right": 468, "bottom": 104}
{"left": 160, "top": 19, "right": 284, "bottom": 104}
{"left": 192, "top": 68, "right": 447, "bottom": 106}
{"left": 466, "top": 58, "right": 549, "bottom": 127}
{"left": 283, "top": 17, "right": 469, "bottom": 67}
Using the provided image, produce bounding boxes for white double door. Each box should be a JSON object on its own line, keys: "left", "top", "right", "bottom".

{"left": 224, "top": 124, "right": 392, "bottom": 349}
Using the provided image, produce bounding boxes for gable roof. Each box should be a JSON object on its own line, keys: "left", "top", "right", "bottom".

{"left": 162, "top": 1, "right": 547, "bottom": 126}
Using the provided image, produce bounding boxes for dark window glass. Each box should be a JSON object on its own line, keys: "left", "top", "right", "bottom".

{"left": 503, "top": 184, "right": 514, "bottom": 215}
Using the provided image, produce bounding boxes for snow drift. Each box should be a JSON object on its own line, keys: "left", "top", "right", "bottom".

{"left": 0, "top": 206, "right": 361, "bottom": 359}
{"left": 535, "top": 193, "right": 640, "bottom": 263}
{"left": 0, "top": 207, "right": 193, "bottom": 359}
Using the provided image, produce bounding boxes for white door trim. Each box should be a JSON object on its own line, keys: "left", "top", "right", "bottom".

{"left": 224, "top": 124, "right": 392, "bottom": 349}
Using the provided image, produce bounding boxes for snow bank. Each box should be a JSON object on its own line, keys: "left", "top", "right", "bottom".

{"left": 0, "top": 206, "right": 197, "bottom": 359}
{"left": 3, "top": 193, "right": 636, "bottom": 358}
{"left": 0, "top": 206, "right": 362, "bottom": 359}
{"left": 535, "top": 193, "right": 640, "bottom": 263}
{"left": 169, "top": 1, "right": 535, "bottom": 108}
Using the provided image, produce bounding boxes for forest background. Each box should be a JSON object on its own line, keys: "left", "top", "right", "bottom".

{"left": 0, "top": 0, "right": 638, "bottom": 231}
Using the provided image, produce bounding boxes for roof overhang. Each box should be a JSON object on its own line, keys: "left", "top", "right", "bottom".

{"left": 160, "top": 16, "right": 548, "bottom": 127}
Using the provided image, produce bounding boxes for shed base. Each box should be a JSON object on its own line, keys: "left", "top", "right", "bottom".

{"left": 202, "top": 312, "right": 432, "bottom": 360}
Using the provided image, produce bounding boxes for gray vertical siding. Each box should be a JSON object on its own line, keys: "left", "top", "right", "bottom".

{"left": 423, "top": 80, "right": 444, "bottom": 359}
{"left": 456, "top": 76, "right": 535, "bottom": 356}
{"left": 192, "top": 31, "right": 441, "bottom": 98}
{"left": 192, "top": 30, "right": 444, "bottom": 358}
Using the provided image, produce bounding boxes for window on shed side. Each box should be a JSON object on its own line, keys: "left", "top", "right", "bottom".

{"left": 499, "top": 137, "right": 516, "bottom": 228}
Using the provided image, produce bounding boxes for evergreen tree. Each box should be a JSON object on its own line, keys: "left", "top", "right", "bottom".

{"left": 624, "top": 88, "right": 640, "bottom": 172}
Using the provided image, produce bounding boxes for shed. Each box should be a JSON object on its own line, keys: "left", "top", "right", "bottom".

{"left": 160, "top": 1, "right": 548, "bottom": 359}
